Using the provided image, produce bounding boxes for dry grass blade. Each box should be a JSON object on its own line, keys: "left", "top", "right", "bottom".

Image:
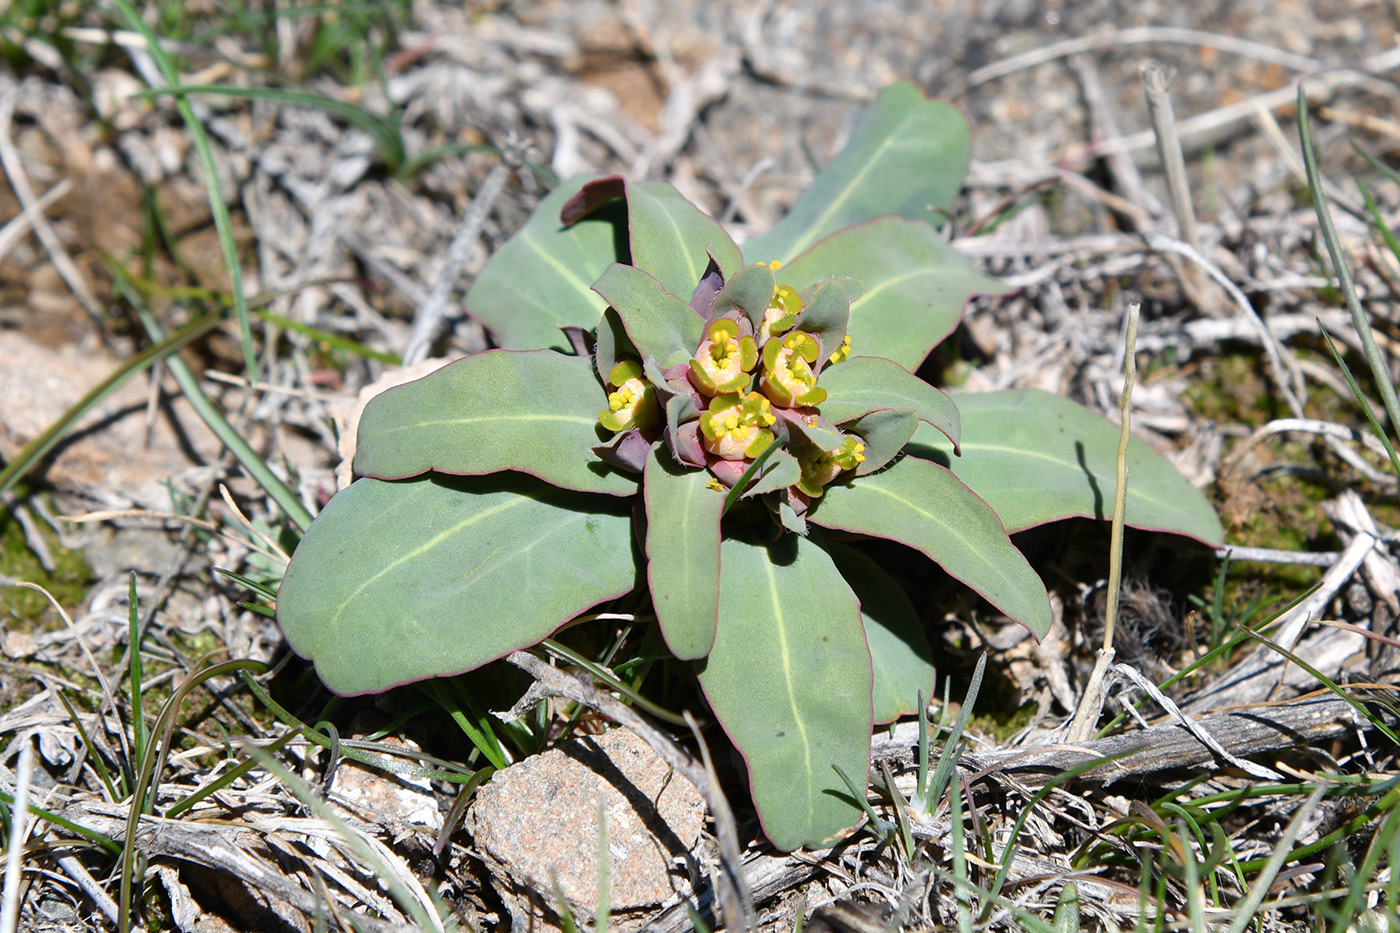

{"left": 5, "top": 3, "right": 1400, "bottom": 930}
{"left": 0, "top": 744, "right": 34, "bottom": 933}
{"left": 109, "top": 0, "right": 256, "bottom": 378}
{"left": 237, "top": 743, "right": 448, "bottom": 933}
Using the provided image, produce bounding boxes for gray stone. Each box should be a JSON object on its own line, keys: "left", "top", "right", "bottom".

{"left": 465, "top": 727, "right": 706, "bottom": 926}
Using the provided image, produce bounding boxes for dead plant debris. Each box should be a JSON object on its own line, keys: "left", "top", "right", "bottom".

{"left": 2, "top": 2, "right": 1400, "bottom": 931}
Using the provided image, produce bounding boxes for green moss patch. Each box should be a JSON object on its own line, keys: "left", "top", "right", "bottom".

{"left": 1, "top": 504, "right": 94, "bottom": 630}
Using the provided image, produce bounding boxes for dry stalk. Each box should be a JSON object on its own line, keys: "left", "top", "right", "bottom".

{"left": 1066, "top": 300, "right": 1138, "bottom": 743}
{"left": 1143, "top": 63, "right": 1225, "bottom": 315}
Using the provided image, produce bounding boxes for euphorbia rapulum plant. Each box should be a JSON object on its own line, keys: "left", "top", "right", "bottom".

{"left": 277, "top": 83, "right": 1223, "bottom": 850}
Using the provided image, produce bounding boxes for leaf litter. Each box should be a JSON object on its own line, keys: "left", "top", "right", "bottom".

{"left": 1, "top": 1, "right": 1400, "bottom": 930}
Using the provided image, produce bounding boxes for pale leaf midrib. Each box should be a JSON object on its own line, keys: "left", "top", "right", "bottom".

{"left": 329, "top": 493, "right": 533, "bottom": 628}
{"left": 765, "top": 556, "right": 816, "bottom": 819}
{"left": 369, "top": 413, "right": 595, "bottom": 437}
{"left": 785, "top": 126, "right": 904, "bottom": 258}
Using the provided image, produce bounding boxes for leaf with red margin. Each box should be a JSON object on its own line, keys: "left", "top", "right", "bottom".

{"left": 697, "top": 532, "right": 872, "bottom": 851}
{"left": 811, "top": 456, "right": 1053, "bottom": 640}
{"left": 643, "top": 445, "right": 723, "bottom": 660}
{"left": 354, "top": 350, "right": 636, "bottom": 496}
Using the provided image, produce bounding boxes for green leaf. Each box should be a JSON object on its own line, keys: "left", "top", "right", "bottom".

{"left": 843, "top": 409, "right": 917, "bottom": 475}
{"left": 277, "top": 475, "right": 636, "bottom": 695}
{"left": 783, "top": 412, "right": 845, "bottom": 452}
{"left": 697, "top": 534, "right": 872, "bottom": 850}
{"left": 780, "top": 217, "right": 1006, "bottom": 371}
{"left": 464, "top": 176, "right": 622, "bottom": 352}
{"left": 354, "top": 350, "right": 636, "bottom": 497}
{"left": 643, "top": 446, "right": 723, "bottom": 660}
{"left": 825, "top": 541, "right": 934, "bottom": 724}
{"left": 906, "top": 389, "right": 1225, "bottom": 544}
{"left": 593, "top": 307, "right": 634, "bottom": 385}
{"left": 628, "top": 180, "right": 744, "bottom": 299}
{"left": 811, "top": 457, "right": 1052, "bottom": 640}
{"left": 795, "top": 281, "right": 851, "bottom": 365}
{"left": 743, "top": 82, "right": 972, "bottom": 264}
{"left": 591, "top": 263, "right": 704, "bottom": 370}
{"left": 710, "top": 262, "right": 777, "bottom": 330}
{"left": 563, "top": 177, "right": 743, "bottom": 300}
{"left": 817, "top": 355, "right": 961, "bottom": 448}
{"left": 741, "top": 448, "right": 801, "bottom": 499}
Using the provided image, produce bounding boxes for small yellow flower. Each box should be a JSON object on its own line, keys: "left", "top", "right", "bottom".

{"left": 760, "top": 330, "right": 827, "bottom": 408}
{"left": 597, "top": 359, "right": 659, "bottom": 433}
{"left": 688, "top": 318, "right": 758, "bottom": 396}
{"left": 699, "top": 392, "right": 777, "bottom": 460}
{"left": 795, "top": 435, "right": 866, "bottom": 497}
{"left": 827, "top": 334, "right": 852, "bottom": 366}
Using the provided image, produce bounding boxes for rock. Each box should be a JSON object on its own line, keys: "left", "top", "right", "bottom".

{"left": 331, "top": 357, "right": 454, "bottom": 491}
{"left": 465, "top": 727, "right": 706, "bottom": 928}
{"left": 0, "top": 330, "right": 221, "bottom": 508}
{"left": 331, "top": 735, "right": 442, "bottom": 844}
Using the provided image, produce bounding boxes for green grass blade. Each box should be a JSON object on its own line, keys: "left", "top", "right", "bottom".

{"left": 1179, "top": 819, "right": 1206, "bottom": 933}
{"left": 53, "top": 690, "right": 121, "bottom": 803}
{"left": 124, "top": 298, "right": 313, "bottom": 531}
{"left": 1051, "top": 882, "right": 1079, "bottom": 933}
{"left": 934, "top": 867, "right": 1057, "bottom": 933}
{"left": 1352, "top": 140, "right": 1400, "bottom": 191}
{"left": 109, "top": 0, "right": 257, "bottom": 380}
{"left": 915, "top": 690, "right": 931, "bottom": 807}
{"left": 423, "top": 680, "right": 507, "bottom": 771}
{"left": 127, "top": 573, "right": 145, "bottom": 777}
{"left": 211, "top": 567, "right": 278, "bottom": 602}
{"left": 1225, "top": 784, "right": 1327, "bottom": 933}
{"left": 831, "top": 763, "right": 891, "bottom": 839}
{"left": 596, "top": 800, "right": 611, "bottom": 933}
{"left": 0, "top": 790, "right": 120, "bottom": 857}
{"left": 980, "top": 750, "right": 1139, "bottom": 918}
{"left": 951, "top": 777, "right": 972, "bottom": 933}
{"left": 120, "top": 656, "right": 269, "bottom": 931}
{"left": 540, "top": 640, "right": 691, "bottom": 727}
{"left": 878, "top": 759, "right": 915, "bottom": 860}
{"left": 1237, "top": 780, "right": 1400, "bottom": 873}
{"left": 252, "top": 307, "right": 401, "bottom": 364}
{"left": 238, "top": 742, "right": 446, "bottom": 932}
{"left": 0, "top": 311, "right": 224, "bottom": 500}
{"left": 1317, "top": 322, "right": 1400, "bottom": 477}
{"left": 1242, "top": 627, "right": 1400, "bottom": 745}
{"left": 164, "top": 728, "right": 303, "bottom": 818}
{"left": 399, "top": 142, "right": 498, "bottom": 179}
{"left": 721, "top": 439, "right": 783, "bottom": 515}
{"left": 1357, "top": 179, "right": 1400, "bottom": 268}
{"left": 1298, "top": 85, "right": 1400, "bottom": 449}
{"left": 238, "top": 673, "right": 480, "bottom": 783}
{"left": 923, "top": 652, "right": 986, "bottom": 814}
{"left": 1330, "top": 807, "right": 1397, "bottom": 933}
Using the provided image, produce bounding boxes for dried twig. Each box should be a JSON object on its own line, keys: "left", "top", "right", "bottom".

{"left": 403, "top": 153, "right": 517, "bottom": 365}
{"left": 0, "top": 88, "right": 104, "bottom": 330}
{"left": 949, "top": 695, "right": 1383, "bottom": 786}
{"left": 963, "top": 26, "right": 1322, "bottom": 90}
{"left": 1143, "top": 63, "right": 1222, "bottom": 314}
{"left": 970, "top": 46, "right": 1400, "bottom": 180}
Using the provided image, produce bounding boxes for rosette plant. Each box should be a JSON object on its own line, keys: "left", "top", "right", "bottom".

{"left": 277, "top": 83, "right": 1222, "bottom": 849}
